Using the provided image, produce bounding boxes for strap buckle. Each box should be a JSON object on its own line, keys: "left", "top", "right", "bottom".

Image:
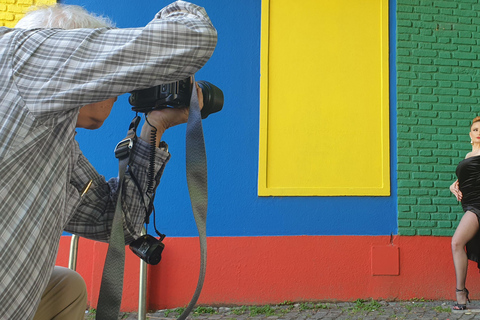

{"left": 114, "top": 138, "right": 134, "bottom": 160}
{"left": 114, "top": 116, "right": 141, "bottom": 160}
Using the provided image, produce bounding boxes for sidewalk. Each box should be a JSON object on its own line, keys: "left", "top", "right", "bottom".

{"left": 85, "top": 300, "right": 480, "bottom": 319}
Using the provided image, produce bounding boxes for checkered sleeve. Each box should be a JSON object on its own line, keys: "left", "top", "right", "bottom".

{"left": 11, "top": 1, "right": 217, "bottom": 120}
{"left": 64, "top": 139, "right": 170, "bottom": 244}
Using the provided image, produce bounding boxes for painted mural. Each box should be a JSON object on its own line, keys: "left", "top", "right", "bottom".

{"left": 5, "top": 0, "right": 480, "bottom": 311}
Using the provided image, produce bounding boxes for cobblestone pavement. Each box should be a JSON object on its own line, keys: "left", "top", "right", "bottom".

{"left": 84, "top": 300, "right": 480, "bottom": 319}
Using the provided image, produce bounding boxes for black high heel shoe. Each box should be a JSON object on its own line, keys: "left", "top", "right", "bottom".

{"left": 453, "top": 288, "right": 470, "bottom": 310}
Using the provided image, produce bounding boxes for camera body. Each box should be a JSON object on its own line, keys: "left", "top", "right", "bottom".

{"left": 129, "top": 77, "right": 224, "bottom": 119}
{"left": 129, "top": 234, "right": 164, "bottom": 265}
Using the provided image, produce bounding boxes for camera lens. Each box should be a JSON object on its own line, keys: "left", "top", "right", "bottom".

{"left": 197, "top": 81, "right": 224, "bottom": 119}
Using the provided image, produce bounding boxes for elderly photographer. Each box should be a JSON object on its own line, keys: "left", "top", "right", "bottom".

{"left": 0, "top": 1, "right": 216, "bottom": 319}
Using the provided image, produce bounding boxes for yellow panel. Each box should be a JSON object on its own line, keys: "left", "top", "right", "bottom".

{"left": 0, "top": 0, "right": 57, "bottom": 28}
{"left": 259, "top": 0, "right": 390, "bottom": 196}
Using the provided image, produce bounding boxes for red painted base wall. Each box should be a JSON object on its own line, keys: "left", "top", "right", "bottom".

{"left": 55, "top": 235, "right": 478, "bottom": 312}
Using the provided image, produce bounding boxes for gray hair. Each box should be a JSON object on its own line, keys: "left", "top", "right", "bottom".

{"left": 15, "top": 4, "right": 115, "bottom": 29}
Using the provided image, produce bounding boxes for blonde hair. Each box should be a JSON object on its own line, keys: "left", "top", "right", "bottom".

{"left": 15, "top": 4, "right": 115, "bottom": 29}
{"left": 472, "top": 116, "right": 480, "bottom": 127}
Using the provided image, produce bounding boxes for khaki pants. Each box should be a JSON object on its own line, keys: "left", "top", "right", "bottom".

{"left": 33, "top": 266, "right": 87, "bottom": 320}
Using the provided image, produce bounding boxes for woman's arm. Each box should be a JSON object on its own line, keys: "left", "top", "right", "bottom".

{"left": 450, "top": 179, "right": 463, "bottom": 201}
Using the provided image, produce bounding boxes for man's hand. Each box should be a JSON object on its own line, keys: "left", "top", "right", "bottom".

{"left": 139, "top": 83, "right": 203, "bottom": 145}
{"left": 450, "top": 180, "right": 463, "bottom": 201}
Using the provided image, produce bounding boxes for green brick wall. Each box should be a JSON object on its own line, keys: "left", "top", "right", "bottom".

{"left": 397, "top": 0, "right": 480, "bottom": 236}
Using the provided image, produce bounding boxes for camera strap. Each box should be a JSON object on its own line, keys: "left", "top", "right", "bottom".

{"left": 96, "top": 116, "right": 141, "bottom": 320}
{"left": 176, "top": 77, "right": 208, "bottom": 320}
{"left": 96, "top": 80, "right": 208, "bottom": 320}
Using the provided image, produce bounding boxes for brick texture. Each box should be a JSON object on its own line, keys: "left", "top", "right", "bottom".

{"left": 0, "top": 0, "right": 56, "bottom": 27}
{"left": 397, "top": 0, "right": 480, "bottom": 236}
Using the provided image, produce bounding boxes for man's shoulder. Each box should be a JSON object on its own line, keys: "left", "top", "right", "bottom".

{"left": 0, "top": 26, "right": 17, "bottom": 39}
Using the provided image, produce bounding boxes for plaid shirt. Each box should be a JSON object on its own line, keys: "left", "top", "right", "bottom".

{"left": 0, "top": 2, "right": 217, "bottom": 319}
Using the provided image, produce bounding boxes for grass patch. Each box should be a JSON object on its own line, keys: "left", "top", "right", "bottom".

{"left": 193, "top": 306, "right": 218, "bottom": 315}
{"left": 160, "top": 302, "right": 332, "bottom": 318}
{"left": 85, "top": 308, "right": 96, "bottom": 320}
{"left": 299, "top": 302, "right": 331, "bottom": 310}
{"left": 164, "top": 307, "right": 185, "bottom": 317}
{"left": 433, "top": 305, "right": 451, "bottom": 313}
{"left": 231, "top": 304, "right": 296, "bottom": 317}
{"left": 248, "top": 305, "right": 276, "bottom": 316}
{"left": 193, "top": 306, "right": 217, "bottom": 315}
{"left": 401, "top": 299, "right": 427, "bottom": 310}
{"left": 299, "top": 303, "right": 312, "bottom": 311}
{"left": 230, "top": 301, "right": 332, "bottom": 317}
{"left": 350, "top": 299, "right": 383, "bottom": 314}
{"left": 231, "top": 306, "right": 247, "bottom": 315}
{"left": 408, "top": 297, "right": 429, "bottom": 302}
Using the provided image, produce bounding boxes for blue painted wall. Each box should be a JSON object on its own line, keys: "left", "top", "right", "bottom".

{"left": 60, "top": 0, "right": 398, "bottom": 237}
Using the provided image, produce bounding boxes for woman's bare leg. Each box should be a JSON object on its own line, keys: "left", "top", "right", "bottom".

{"left": 451, "top": 211, "right": 479, "bottom": 304}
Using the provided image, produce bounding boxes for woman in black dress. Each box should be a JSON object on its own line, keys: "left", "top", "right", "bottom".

{"left": 450, "top": 116, "right": 480, "bottom": 310}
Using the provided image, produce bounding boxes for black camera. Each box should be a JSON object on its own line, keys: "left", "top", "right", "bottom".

{"left": 129, "top": 77, "right": 224, "bottom": 119}
{"left": 129, "top": 234, "right": 165, "bottom": 265}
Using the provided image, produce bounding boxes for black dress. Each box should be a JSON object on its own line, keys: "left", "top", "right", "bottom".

{"left": 456, "top": 155, "right": 480, "bottom": 268}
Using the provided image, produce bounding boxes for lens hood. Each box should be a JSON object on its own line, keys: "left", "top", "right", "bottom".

{"left": 197, "top": 81, "right": 224, "bottom": 119}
